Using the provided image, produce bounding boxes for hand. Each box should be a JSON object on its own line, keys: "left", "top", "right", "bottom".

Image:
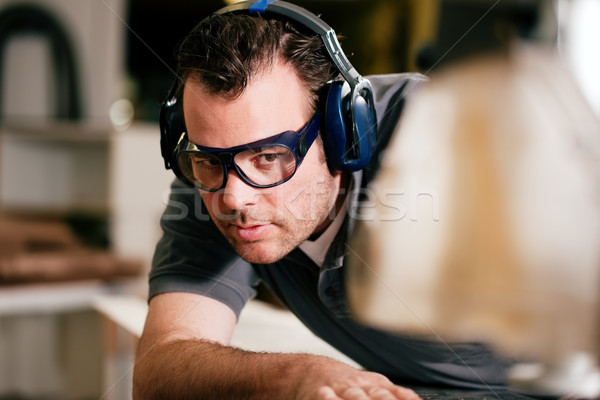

{"left": 298, "top": 358, "right": 421, "bottom": 400}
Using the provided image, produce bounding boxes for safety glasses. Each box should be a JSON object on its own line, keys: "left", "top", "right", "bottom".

{"left": 175, "top": 111, "right": 321, "bottom": 191}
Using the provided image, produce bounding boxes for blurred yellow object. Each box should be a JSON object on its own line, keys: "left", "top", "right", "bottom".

{"left": 346, "top": 43, "right": 600, "bottom": 398}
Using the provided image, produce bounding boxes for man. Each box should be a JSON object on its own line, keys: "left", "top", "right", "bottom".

{"left": 133, "top": 2, "right": 512, "bottom": 399}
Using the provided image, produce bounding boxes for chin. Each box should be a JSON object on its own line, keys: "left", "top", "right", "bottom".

{"left": 234, "top": 242, "right": 293, "bottom": 265}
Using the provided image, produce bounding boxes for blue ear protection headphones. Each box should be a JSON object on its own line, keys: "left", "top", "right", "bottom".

{"left": 159, "top": 0, "right": 377, "bottom": 180}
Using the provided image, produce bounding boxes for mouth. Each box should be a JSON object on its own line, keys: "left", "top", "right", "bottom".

{"left": 230, "top": 223, "right": 272, "bottom": 242}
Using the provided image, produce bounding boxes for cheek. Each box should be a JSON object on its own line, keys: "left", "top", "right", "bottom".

{"left": 282, "top": 154, "right": 335, "bottom": 212}
{"left": 297, "top": 143, "right": 333, "bottom": 191}
{"left": 200, "top": 192, "right": 220, "bottom": 216}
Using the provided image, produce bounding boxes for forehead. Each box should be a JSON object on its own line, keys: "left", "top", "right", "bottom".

{"left": 182, "top": 62, "right": 313, "bottom": 148}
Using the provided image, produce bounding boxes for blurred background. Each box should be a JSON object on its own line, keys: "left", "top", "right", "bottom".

{"left": 0, "top": 0, "right": 597, "bottom": 399}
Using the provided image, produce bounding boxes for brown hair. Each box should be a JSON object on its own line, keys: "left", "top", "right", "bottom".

{"left": 175, "top": 13, "right": 339, "bottom": 108}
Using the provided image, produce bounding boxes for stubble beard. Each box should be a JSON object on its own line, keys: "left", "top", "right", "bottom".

{"left": 217, "top": 204, "right": 331, "bottom": 265}
{"left": 209, "top": 175, "right": 341, "bottom": 265}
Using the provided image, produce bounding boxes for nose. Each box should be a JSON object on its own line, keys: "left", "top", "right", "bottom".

{"left": 220, "top": 170, "right": 258, "bottom": 211}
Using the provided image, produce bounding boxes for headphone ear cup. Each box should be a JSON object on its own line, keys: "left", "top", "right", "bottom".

{"left": 159, "top": 89, "right": 187, "bottom": 181}
{"left": 322, "top": 80, "right": 377, "bottom": 172}
{"left": 322, "top": 80, "right": 350, "bottom": 171}
{"left": 351, "top": 84, "right": 377, "bottom": 167}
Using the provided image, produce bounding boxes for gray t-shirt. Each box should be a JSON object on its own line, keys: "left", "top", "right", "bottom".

{"left": 149, "top": 73, "right": 514, "bottom": 389}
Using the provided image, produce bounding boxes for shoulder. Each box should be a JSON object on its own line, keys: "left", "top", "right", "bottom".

{"left": 360, "top": 73, "right": 428, "bottom": 187}
{"left": 366, "top": 73, "right": 428, "bottom": 138}
{"left": 367, "top": 73, "right": 428, "bottom": 106}
{"left": 366, "top": 72, "right": 428, "bottom": 90}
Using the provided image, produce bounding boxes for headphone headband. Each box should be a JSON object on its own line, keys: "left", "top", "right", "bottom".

{"left": 215, "top": 0, "right": 362, "bottom": 89}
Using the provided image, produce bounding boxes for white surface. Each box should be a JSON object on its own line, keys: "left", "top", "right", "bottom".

{"left": 0, "top": 280, "right": 115, "bottom": 316}
{"left": 0, "top": 281, "right": 111, "bottom": 397}
{"left": 232, "top": 300, "right": 360, "bottom": 367}
{"left": 0, "top": 130, "right": 110, "bottom": 211}
{"left": 93, "top": 293, "right": 147, "bottom": 337}
{"left": 93, "top": 294, "right": 360, "bottom": 368}
{"left": 2, "top": 36, "right": 52, "bottom": 119}
{"left": 559, "top": 0, "right": 600, "bottom": 116}
{"left": 109, "top": 122, "right": 174, "bottom": 263}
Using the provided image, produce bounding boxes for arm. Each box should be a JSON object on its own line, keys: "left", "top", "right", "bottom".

{"left": 132, "top": 292, "right": 420, "bottom": 400}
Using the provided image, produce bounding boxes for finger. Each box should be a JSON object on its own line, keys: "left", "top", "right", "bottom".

{"left": 340, "top": 386, "right": 370, "bottom": 400}
{"left": 366, "top": 386, "right": 398, "bottom": 400}
{"left": 316, "top": 386, "right": 343, "bottom": 400}
{"left": 389, "top": 386, "right": 422, "bottom": 400}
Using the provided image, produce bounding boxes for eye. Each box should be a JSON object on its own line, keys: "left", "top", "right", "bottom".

{"left": 258, "top": 152, "right": 279, "bottom": 163}
{"left": 252, "top": 147, "right": 288, "bottom": 168}
{"left": 191, "top": 155, "right": 220, "bottom": 168}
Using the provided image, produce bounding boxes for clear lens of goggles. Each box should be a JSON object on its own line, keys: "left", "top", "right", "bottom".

{"left": 178, "top": 145, "right": 298, "bottom": 191}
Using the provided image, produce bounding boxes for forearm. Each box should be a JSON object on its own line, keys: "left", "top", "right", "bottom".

{"left": 133, "top": 338, "right": 316, "bottom": 400}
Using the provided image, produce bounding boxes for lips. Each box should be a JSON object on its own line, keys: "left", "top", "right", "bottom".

{"left": 231, "top": 223, "right": 271, "bottom": 242}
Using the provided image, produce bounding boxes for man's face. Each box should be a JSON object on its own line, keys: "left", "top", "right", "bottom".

{"left": 183, "top": 61, "right": 342, "bottom": 264}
